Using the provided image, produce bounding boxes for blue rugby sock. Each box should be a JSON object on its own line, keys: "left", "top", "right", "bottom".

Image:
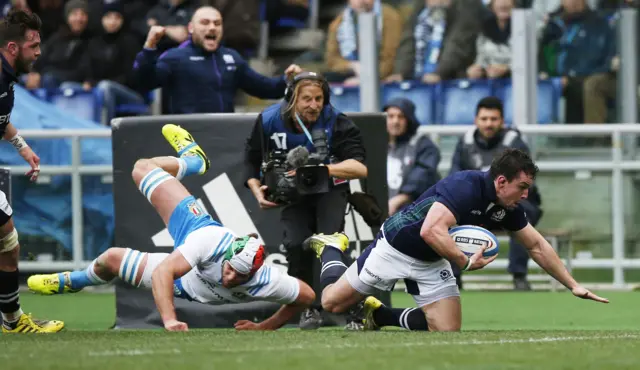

{"left": 180, "top": 155, "right": 204, "bottom": 177}
{"left": 67, "top": 260, "right": 109, "bottom": 290}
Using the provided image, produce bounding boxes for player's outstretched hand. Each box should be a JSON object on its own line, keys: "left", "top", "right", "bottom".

{"left": 571, "top": 286, "right": 609, "bottom": 303}
{"left": 234, "top": 320, "right": 269, "bottom": 331}
{"left": 164, "top": 319, "right": 189, "bottom": 332}
{"left": 466, "top": 246, "right": 498, "bottom": 272}
{"left": 19, "top": 147, "right": 40, "bottom": 181}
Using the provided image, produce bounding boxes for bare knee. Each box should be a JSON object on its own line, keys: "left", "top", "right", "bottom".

{"left": 429, "top": 321, "right": 461, "bottom": 332}
{"left": 321, "top": 291, "right": 350, "bottom": 314}
{"left": 132, "top": 158, "right": 157, "bottom": 184}
{"left": 97, "top": 247, "right": 126, "bottom": 274}
{"left": 321, "top": 295, "right": 342, "bottom": 313}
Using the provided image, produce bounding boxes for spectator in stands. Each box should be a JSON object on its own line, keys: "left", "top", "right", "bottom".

{"left": 538, "top": 0, "right": 617, "bottom": 124}
{"left": 385, "top": 98, "right": 441, "bottom": 216}
{"left": 324, "top": 0, "right": 402, "bottom": 85}
{"left": 138, "top": 0, "right": 197, "bottom": 52}
{"left": 24, "top": 0, "right": 91, "bottom": 90}
{"left": 449, "top": 97, "right": 543, "bottom": 291}
{"left": 385, "top": 0, "right": 484, "bottom": 84}
{"left": 86, "top": 1, "right": 145, "bottom": 124}
{"left": 133, "top": 6, "right": 302, "bottom": 114}
{"left": 200, "top": 0, "right": 260, "bottom": 57}
{"left": 86, "top": 0, "right": 153, "bottom": 44}
{"left": 466, "top": 0, "right": 512, "bottom": 80}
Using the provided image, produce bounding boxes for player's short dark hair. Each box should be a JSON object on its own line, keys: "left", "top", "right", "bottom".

{"left": 476, "top": 96, "right": 504, "bottom": 118}
{"left": 0, "top": 9, "right": 42, "bottom": 48}
{"left": 489, "top": 148, "right": 538, "bottom": 182}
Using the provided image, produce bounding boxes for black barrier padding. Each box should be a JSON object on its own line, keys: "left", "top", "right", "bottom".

{"left": 112, "top": 112, "right": 389, "bottom": 329}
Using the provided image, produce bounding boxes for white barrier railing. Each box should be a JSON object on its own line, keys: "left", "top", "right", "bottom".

{"left": 9, "top": 129, "right": 112, "bottom": 272}
{"left": 11, "top": 125, "right": 640, "bottom": 289}
{"left": 419, "top": 123, "right": 640, "bottom": 288}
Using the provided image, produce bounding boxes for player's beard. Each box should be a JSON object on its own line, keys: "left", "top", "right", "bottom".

{"left": 14, "top": 53, "right": 33, "bottom": 75}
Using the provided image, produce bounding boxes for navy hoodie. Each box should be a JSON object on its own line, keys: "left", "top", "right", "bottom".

{"left": 133, "top": 39, "right": 288, "bottom": 113}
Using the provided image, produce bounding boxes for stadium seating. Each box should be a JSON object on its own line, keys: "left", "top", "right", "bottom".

{"left": 29, "top": 86, "right": 152, "bottom": 125}
{"left": 438, "top": 79, "right": 493, "bottom": 125}
{"left": 329, "top": 78, "right": 563, "bottom": 125}
{"left": 495, "top": 78, "right": 562, "bottom": 125}
{"left": 382, "top": 82, "right": 436, "bottom": 125}
{"left": 49, "top": 88, "right": 100, "bottom": 123}
{"left": 330, "top": 85, "right": 361, "bottom": 113}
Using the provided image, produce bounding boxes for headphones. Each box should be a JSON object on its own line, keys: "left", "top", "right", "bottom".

{"left": 284, "top": 71, "right": 331, "bottom": 106}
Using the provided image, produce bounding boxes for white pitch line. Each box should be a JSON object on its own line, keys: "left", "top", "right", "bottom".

{"left": 85, "top": 334, "right": 640, "bottom": 357}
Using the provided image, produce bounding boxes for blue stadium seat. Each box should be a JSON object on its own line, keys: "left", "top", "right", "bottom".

{"left": 330, "top": 85, "right": 360, "bottom": 113}
{"left": 260, "top": 0, "right": 309, "bottom": 28}
{"left": 438, "top": 79, "right": 493, "bottom": 125}
{"left": 49, "top": 88, "right": 99, "bottom": 122}
{"left": 497, "top": 78, "right": 562, "bottom": 124}
{"left": 381, "top": 82, "right": 436, "bottom": 125}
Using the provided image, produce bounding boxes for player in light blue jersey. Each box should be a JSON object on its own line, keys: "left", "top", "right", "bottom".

{"left": 28, "top": 124, "right": 315, "bottom": 331}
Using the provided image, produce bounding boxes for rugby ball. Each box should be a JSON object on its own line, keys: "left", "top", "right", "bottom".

{"left": 449, "top": 225, "right": 499, "bottom": 258}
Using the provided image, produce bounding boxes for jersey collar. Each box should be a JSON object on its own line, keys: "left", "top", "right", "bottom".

{"left": 483, "top": 171, "right": 498, "bottom": 202}
{"left": 0, "top": 53, "right": 18, "bottom": 83}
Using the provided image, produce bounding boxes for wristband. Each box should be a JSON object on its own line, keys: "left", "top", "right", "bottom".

{"left": 462, "top": 256, "right": 472, "bottom": 271}
{"left": 8, "top": 133, "right": 28, "bottom": 151}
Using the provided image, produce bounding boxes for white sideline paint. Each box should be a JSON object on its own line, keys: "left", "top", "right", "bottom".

{"left": 85, "top": 334, "right": 640, "bottom": 357}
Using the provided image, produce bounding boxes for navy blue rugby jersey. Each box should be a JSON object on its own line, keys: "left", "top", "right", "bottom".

{"left": 0, "top": 54, "right": 18, "bottom": 136}
{"left": 382, "top": 170, "right": 528, "bottom": 261}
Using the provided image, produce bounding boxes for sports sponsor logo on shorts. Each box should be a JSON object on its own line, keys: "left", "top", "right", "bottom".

{"left": 363, "top": 267, "right": 383, "bottom": 282}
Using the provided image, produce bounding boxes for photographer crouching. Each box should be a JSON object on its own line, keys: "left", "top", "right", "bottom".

{"left": 244, "top": 72, "right": 367, "bottom": 330}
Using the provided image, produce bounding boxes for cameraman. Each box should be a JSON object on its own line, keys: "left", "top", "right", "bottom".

{"left": 244, "top": 72, "right": 367, "bottom": 330}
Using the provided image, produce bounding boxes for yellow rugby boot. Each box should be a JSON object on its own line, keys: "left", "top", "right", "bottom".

{"left": 362, "top": 296, "right": 383, "bottom": 331}
{"left": 302, "top": 232, "right": 349, "bottom": 259}
{"left": 162, "top": 124, "right": 210, "bottom": 175}
{"left": 27, "top": 272, "right": 80, "bottom": 295}
{"left": 2, "top": 313, "right": 64, "bottom": 333}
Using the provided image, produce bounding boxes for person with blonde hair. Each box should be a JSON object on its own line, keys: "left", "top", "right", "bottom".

{"left": 244, "top": 72, "right": 368, "bottom": 330}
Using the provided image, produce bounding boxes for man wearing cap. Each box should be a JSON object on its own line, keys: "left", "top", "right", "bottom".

{"left": 27, "top": 124, "right": 315, "bottom": 332}
{"left": 384, "top": 97, "right": 441, "bottom": 216}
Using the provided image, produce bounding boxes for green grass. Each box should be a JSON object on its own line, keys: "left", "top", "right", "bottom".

{"left": 2, "top": 291, "right": 640, "bottom": 369}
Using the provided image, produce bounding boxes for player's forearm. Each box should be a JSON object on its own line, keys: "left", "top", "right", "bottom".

{"left": 3, "top": 123, "right": 28, "bottom": 153}
{"left": 258, "top": 304, "right": 303, "bottom": 330}
{"left": 528, "top": 240, "right": 578, "bottom": 290}
{"left": 3, "top": 122, "right": 17, "bottom": 140}
{"left": 151, "top": 268, "right": 178, "bottom": 323}
{"left": 327, "top": 159, "right": 367, "bottom": 180}
{"left": 421, "top": 226, "right": 468, "bottom": 269}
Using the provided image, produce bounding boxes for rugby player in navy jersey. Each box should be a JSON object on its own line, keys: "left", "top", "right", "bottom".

{"left": 303, "top": 148, "right": 608, "bottom": 332}
{"left": 0, "top": 9, "right": 65, "bottom": 333}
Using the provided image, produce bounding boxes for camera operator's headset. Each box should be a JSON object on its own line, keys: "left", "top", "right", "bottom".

{"left": 284, "top": 71, "right": 331, "bottom": 106}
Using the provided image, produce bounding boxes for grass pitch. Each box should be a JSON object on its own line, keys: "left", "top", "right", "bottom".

{"left": 2, "top": 291, "right": 640, "bottom": 370}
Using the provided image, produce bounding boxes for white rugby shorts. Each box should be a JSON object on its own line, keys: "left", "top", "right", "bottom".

{"left": 346, "top": 232, "right": 460, "bottom": 307}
